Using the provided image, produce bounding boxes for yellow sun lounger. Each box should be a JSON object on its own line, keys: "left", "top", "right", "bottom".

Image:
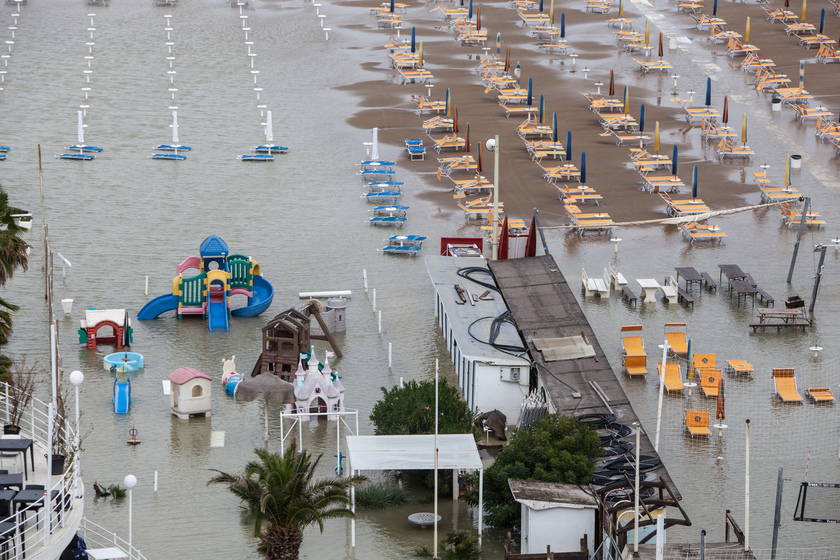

{"left": 680, "top": 222, "right": 726, "bottom": 242}
{"left": 773, "top": 368, "right": 803, "bottom": 402}
{"left": 685, "top": 410, "right": 711, "bottom": 436}
{"left": 693, "top": 353, "right": 716, "bottom": 374}
{"left": 726, "top": 360, "right": 753, "bottom": 375}
{"left": 664, "top": 322, "right": 688, "bottom": 355}
{"left": 699, "top": 368, "right": 722, "bottom": 397}
{"left": 658, "top": 362, "right": 685, "bottom": 392}
{"left": 621, "top": 325, "right": 647, "bottom": 376}
{"left": 806, "top": 387, "right": 835, "bottom": 402}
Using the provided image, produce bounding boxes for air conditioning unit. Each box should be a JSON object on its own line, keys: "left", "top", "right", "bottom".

{"left": 500, "top": 367, "right": 521, "bottom": 383}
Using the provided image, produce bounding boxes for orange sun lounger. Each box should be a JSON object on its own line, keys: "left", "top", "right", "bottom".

{"left": 699, "top": 368, "right": 722, "bottom": 397}
{"left": 806, "top": 387, "right": 835, "bottom": 402}
{"left": 621, "top": 325, "right": 647, "bottom": 376}
{"left": 658, "top": 362, "right": 685, "bottom": 392}
{"left": 685, "top": 409, "right": 711, "bottom": 436}
{"left": 773, "top": 368, "right": 803, "bottom": 402}
{"left": 664, "top": 322, "right": 688, "bottom": 355}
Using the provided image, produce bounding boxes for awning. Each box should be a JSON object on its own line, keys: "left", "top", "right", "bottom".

{"left": 345, "top": 434, "right": 483, "bottom": 471}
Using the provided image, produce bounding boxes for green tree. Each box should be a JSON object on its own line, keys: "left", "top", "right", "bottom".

{"left": 0, "top": 185, "right": 29, "bottom": 344}
{"left": 463, "top": 415, "right": 601, "bottom": 529}
{"left": 370, "top": 378, "right": 474, "bottom": 436}
{"left": 208, "top": 446, "right": 366, "bottom": 560}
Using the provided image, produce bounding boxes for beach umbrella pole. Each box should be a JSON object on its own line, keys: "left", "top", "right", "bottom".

{"left": 786, "top": 197, "right": 810, "bottom": 283}
{"left": 771, "top": 467, "right": 784, "bottom": 559}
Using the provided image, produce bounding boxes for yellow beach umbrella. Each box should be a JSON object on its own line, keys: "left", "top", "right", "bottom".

{"left": 745, "top": 17, "right": 750, "bottom": 43}
{"left": 654, "top": 121, "right": 660, "bottom": 153}
{"left": 619, "top": 0, "right": 624, "bottom": 17}
{"left": 802, "top": 0, "right": 807, "bottom": 21}
{"left": 645, "top": 19, "right": 650, "bottom": 45}
{"left": 785, "top": 154, "right": 791, "bottom": 187}
{"left": 418, "top": 41, "right": 424, "bottom": 68}
{"left": 550, "top": 0, "right": 554, "bottom": 25}
{"left": 741, "top": 113, "right": 747, "bottom": 145}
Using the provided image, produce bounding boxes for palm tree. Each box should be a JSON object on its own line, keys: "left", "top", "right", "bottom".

{"left": 0, "top": 184, "right": 29, "bottom": 343}
{"left": 208, "top": 445, "right": 366, "bottom": 560}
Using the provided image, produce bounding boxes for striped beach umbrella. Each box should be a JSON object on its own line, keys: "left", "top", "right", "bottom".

{"left": 465, "top": 123, "right": 470, "bottom": 152}
{"left": 713, "top": 0, "right": 718, "bottom": 16}
{"left": 560, "top": 13, "right": 565, "bottom": 39}
{"left": 716, "top": 377, "right": 726, "bottom": 421}
{"left": 623, "top": 85, "right": 629, "bottom": 114}
{"left": 550, "top": 0, "right": 554, "bottom": 25}
{"left": 640, "top": 103, "right": 645, "bottom": 133}
{"left": 672, "top": 144, "right": 678, "bottom": 177}
{"left": 745, "top": 17, "right": 750, "bottom": 43}
{"left": 692, "top": 165, "right": 698, "bottom": 199}
{"left": 496, "top": 32, "right": 501, "bottom": 59}
{"left": 515, "top": 61, "right": 521, "bottom": 86}
{"left": 799, "top": 60, "right": 805, "bottom": 88}
{"left": 785, "top": 0, "right": 789, "bottom": 8}
{"left": 609, "top": 70, "right": 614, "bottom": 96}
{"left": 654, "top": 121, "right": 660, "bottom": 153}
{"left": 552, "top": 112, "right": 558, "bottom": 142}
{"left": 645, "top": 19, "right": 650, "bottom": 45}
{"left": 741, "top": 113, "right": 747, "bottom": 145}
{"left": 504, "top": 47, "right": 511, "bottom": 72}
{"left": 658, "top": 32, "right": 664, "bottom": 58}
{"left": 685, "top": 339, "right": 694, "bottom": 380}
{"left": 539, "top": 0, "right": 544, "bottom": 12}
{"left": 722, "top": 95, "right": 729, "bottom": 124}
{"left": 411, "top": 27, "right": 416, "bottom": 53}
{"left": 819, "top": 8, "right": 825, "bottom": 34}
{"left": 445, "top": 87, "right": 451, "bottom": 118}
{"left": 705, "top": 77, "right": 711, "bottom": 107}
{"left": 580, "top": 152, "right": 587, "bottom": 184}
{"left": 785, "top": 154, "right": 791, "bottom": 187}
{"left": 477, "top": 142, "right": 483, "bottom": 173}
{"left": 619, "top": 0, "right": 624, "bottom": 17}
{"left": 527, "top": 77, "right": 533, "bottom": 107}
{"left": 539, "top": 94, "right": 545, "bottom": 124}
{"left": 453, "top": 106, "right": 459, "bottom": 134}
{"left": 802, "top": 0, "right": 807, "bottom": 21}
{"left": 566, "top": 130, "right": 572, "bottom": 160}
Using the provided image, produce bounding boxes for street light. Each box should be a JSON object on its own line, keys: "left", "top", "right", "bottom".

{"left": 124, "top": 474, "right": 137, "bottom": 550}
{"left": 486, "top": 136, "right": 500, "bottom": 260}
{"left": 70, "top": 371, "right": 84, "bottom": 497}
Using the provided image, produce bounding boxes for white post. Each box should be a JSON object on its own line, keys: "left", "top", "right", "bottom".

{"left": 299, "top": 415, "right": 303, "bottom": 453}
{"left": 372, "top": 288, "right": 376, "bottom": 312}
{"left": 478, "top": 468, "right": 484, "bottom": 545}
{"left": 363, "top": 269, "right": 368, "bottom": 293}
{"left": 745, "top": 419, "right": 751, "bottom": 552}
{"left": 154, "top": 471, "right": 158, "bottom": 492}
{"left": 45, "top": 402, "right": 53, "bottom": 545}
{"left": 4, "top": 382, "right": 8, "bottom": 425}
{"left": 378, "top": 310, "right": 382, "bottom": 334}
{"left": 124, "top": 475, "right": 137, "bottom": 550}
{"left": 50, "top": 323, "right": 57, "bottom": 409}
{"left": 654, "top": 341, "right": 668, "bottom": 451}
{"left": 399, "top": 377, "right": 404, "bottom": 388}
{"left": 434, "top": 358, "right": 439, "bottom": 559}
{"left": 144, "top": 276, "right": 149, "bottom": 296}
{"left": 280, "top": 412, "right": 285, "bottom": 457}
{"left": 70, "top": 371, "right": 84, "bottom": 497}
{"left": 350, "top": 464, "right": 356, "bottom": 548}
{"left": 490, "top": 135, "right": 500, "bottom": 260}
{"left": 453, "top": 469, "right": 459, "bottom": 500}
{"left": 634, "top": 422, "right": 640, "bottom": 553}
{"left": 336, "top": 413, "right": 341, "bottom": 474}
{"left": 655, "top": 514, "right": 664, "bottom": 560}
{"left": 265, "top": 405, "right": 269, "bottom": 445}
{"left": 388, "top": 343, "right": 392, "bottom": 369}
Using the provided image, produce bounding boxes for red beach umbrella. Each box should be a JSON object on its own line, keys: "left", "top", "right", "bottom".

{"left": 477, "top": 142, "right": 483, "bottom": 173}
{"left": 658, "top": 32, "right": 663, "bottom": 58}
{"left": 453, "top": 106, "right": 459, "bottom": 134}
{"left": 504, "top": 47, "right": 511, "bottom": 73}
{"left": 609, "top": 70, "right": 615, "bottom": 97}
{"left": 499, "top": 216, "right": 510, "bottom": 260}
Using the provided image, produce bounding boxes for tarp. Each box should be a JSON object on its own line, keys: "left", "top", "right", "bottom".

{"left": 532, "top": 336, "right": 595, "bottom": 361}
{"left": 345, "top": 434, "right": 482, "bottom": 471}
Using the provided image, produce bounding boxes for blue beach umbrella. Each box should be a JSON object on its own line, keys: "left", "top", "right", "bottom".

{"left": 527, "top": 77, "right": 533, "bottom": 107}
{"left": 469, "top": 0, "right": 473, "bottom": 19}
{"left": 705, "top": 77, "right": 711, "bottom": 107}
{"left": 672, "top": 145, "right": 678, "bottom": 177}
{"left": 820, "top": 8, "right": 825, "bottom": 34}
{"left": 713, "top": 0, "right": 718, "bottom": 16}
{"left": 445, "top": 87, "right": 451, "bottom": 117}
{"left": 565, "top": 130, "right": 572, "bottom": 160}
{"left": 685, "top": 339, "right": 694, "bottom": 380}
{"left": 580, "top": 152, "right": 586, "bottom": 184}
{"left": 390, "top": 0, "right": 394, "bottom": 13}
{"left": 539, "top": 0, "right": 544, "bottom": 11}
{"left": 560, "top": 13, "right": 566, "bottom": 39}
{"left": 539, "top": 94, "right": 545, "bottom": 124}
{"left": 692, "top": 165, "right": 698, "bottom": 199}
{"left": 411, "top": 27, "right": 416, "bottom": 53}
{"left": 552, "top": 112, "right": 558, "bottom": 142}
{"left": 640, "top": 103, "right": 645, "bottom": 133}
{"left": 496, "top": 32, "right": 501, "bottom": 59}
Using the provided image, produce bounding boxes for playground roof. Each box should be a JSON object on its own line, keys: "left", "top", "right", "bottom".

{"left": 345, "top": 434, "right": 482, "bottom": 471}
{"left": 200, "top": 234, "right": 229, "bottom": 257}
{"left": 169, "top": 366, "right": 211, "bottom": 385}
{"left": 81, "top": 308, "right": 127, "bottom": 328}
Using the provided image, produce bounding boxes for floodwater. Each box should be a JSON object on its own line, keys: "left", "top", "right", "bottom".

{"left": 0, "top": 0, "right": 838, "bottom": 558}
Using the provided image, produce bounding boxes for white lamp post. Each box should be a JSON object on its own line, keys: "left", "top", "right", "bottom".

{"left": 124, "top": 474, "right": 137, "bottom": 550}
{"left": 486, "top": 136, "right": 500, "bottom": 260}
{"left": 70, "top": 371, "right": 84, "bottom": 496}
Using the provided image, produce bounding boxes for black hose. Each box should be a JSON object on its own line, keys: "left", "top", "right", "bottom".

{"left": 456, "top": 266, "right": 500, "bottom": 293}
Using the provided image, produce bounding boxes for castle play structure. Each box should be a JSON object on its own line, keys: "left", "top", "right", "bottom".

{"left": 138, "top": 235, "right": 274, "bottom": 331}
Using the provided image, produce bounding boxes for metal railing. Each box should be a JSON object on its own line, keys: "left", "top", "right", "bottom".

{"left": 79, "top": 517, "right": 147, "bottom": 560}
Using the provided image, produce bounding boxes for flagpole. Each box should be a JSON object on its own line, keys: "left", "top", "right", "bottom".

{"left": 434, "top": 358, "right": 439, "bottom": 559}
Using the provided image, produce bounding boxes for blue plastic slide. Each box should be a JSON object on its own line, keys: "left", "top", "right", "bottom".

{"left": 207, "top": 293, "right": 229, "bottom": 332}
{"left": 114, "top": 378, "right": 130, "bottom": 414}
{"left": 137, "top": 294, "right": 179, "bottom": 320}
{"left": 232, "top": 275, "right": 274, "bottom": 317}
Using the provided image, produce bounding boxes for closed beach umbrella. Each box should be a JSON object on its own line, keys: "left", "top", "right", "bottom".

{"left": 745, "top": 17, "right": 750, "bottom": 43}
{"left": 785, "top": 0, "right": 789, "bottom": 8}
{"left": 685, "top": 339, "right": 694, "bottom": 380}
{"left": 716, "top": 377, "right": 726, "bottom": 422}
{"left": 515, "top": 62, "right": 521, "bottom": 86}
{"left": 802, "top": 0, "right": 806, "bottom": 21}
{"left": 654, "top": 121, "right": 660, "bottom": 153}
{"left": 453, "top": 106, "right": 459, "bottom": 134}
{"left": 477, "top": 143, "right": 483, "bottom": 173}
{"left": 445, "top": 87, "right": 451, "bottom": 118}
{"left": 820, "top": 8, "right": 825, "bottom": 34}
{"left": 658, "top": 32, "right": 663, "bottom": 58}
{"left": 539, "top": 94, "right": 545, "bottom": 124}
{"left": 527, "top": 77, "right": 533, "bottom": 107}
{"left": 580, "top": 152, "right": 586, "bottom": 184}
{"left": 672, "top": 144, "right": 678, "bottom": 177}
{"left": 465, "top": 123, "right": 470, "bottom": 152}
{"left": 477, "top": 8, "right": 481, "bottom": 30}
{"left": 741, "top": 113, "right": 747, "bottom": 145}
{"left": 640, "top": 103, "right": 645, "bottom": 133}
{"left": 390, "top": 0, "right": 394, "bottom": 13}
{"left": 561, "top": 13, "right": 566, "bottom": 39}
{"left": 550, "top": 0, "right": 554, "bottom": 25}
{"left": 623, "top": 85, "right": 629, "bottom": 114}
{"left": 496, "top": 32, "right": 501, "bottom": 59}
{"left": 411, "top": 27, "right": 416, "bottom": 53}
{"left": 785, "top": 154, "right": 791, "bottom": 187}
{"left": 418, "top": 41, "right": 423, "bottom": 67}
{"left": 692, "top": 165, "right": 698, "bottom": 199}
{"left": 552, "top": 112, "right": 558, "bottom": 142}
{"left": 645, "top": 19, "right": 650, "bottom": 45}
{"left": 722, "top": 95, "right": 729, "bottom": 124}
{"left": 504, "top": 47, "right": 511, "bottom": 72}
{"left": 539, "top": 0, "right": 544, "bottom": 12}
{"left": 469, "top": 0, "right": 473, "bottom": 19}
{"left": 619, "top": 0, "right": 624, "bottom": 17}
{"left": 566, "top": 130, "right": 572, "bottom": 160}
{"left": 609, "top": 70, "right": 615, "bottom": 96}
{"left": 713, "top": 0, "right": 718, "bottom": 16}
{"left": 705, "top": 77, "right": 711, "bottom": 107}
{"left": 800, "top": 60, "right": 805, "bottom": 88}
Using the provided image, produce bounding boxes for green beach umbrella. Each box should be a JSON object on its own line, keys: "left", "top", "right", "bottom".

{"left": 552, "top": 112, "right": 558, "bottom": 142}
{"left": 692, "top": 165, "right": 698, "bottom": 199}
{"left": 566, "top": 130, "right": 572, "bottom": 160}
{"left": 623, "top": 85, "right": 629, "bottom": 114}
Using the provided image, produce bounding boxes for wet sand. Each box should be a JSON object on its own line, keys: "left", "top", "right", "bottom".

{"left": 336, "top": 0, "right": 840, "bottom": 226}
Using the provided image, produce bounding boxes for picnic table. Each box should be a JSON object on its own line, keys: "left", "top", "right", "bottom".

{"left": 751, "top": 307, "right": 811, "bottom": 331}
{"left": 637, "top": 278, "right": 660, "bottom": 303}
{"left": 718, "top": 264, "right": 747, "bottom": 285}
{"left": 675, "top": 267, "right": 703, "bottom": 290}
{"left": 730, "top": 279, "right": 759, "bottom": 306}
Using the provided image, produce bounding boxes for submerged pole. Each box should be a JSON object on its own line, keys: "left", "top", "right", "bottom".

{"left": 533, "top": 208, "right": 550, "bottom": 255}
{"left": 745, "top": 419, "right": 751, "bottom": 552}
{"left": 771, "top": 467, "right": 783, "bottom": 559}
{"left": 809, "top": 245, "right": 827, "bottom": 312}
{"left": 786, "top": 197, "right": 810, "bottom": 283}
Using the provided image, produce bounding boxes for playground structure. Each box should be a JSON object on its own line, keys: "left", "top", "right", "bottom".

{"left": 138, "top": 235, "right": 274, "bottom": 331}
{"left": 114, "top": 370, "right": 131, "bottom": 414}
{"left": 79, "top": 308, "right": 133, "bottom": 349}
{"left": 104, "top": 351, "right": 145, "bottom": 372}
{"left": 290, "top": 349, "right": 345, "bottom": 421}
{"left": 222, "top": 355, "right": 242, "bottom": 396}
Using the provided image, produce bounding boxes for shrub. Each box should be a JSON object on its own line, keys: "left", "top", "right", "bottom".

{"left": 355, "top": 481, "right": 412, "bottom": 509}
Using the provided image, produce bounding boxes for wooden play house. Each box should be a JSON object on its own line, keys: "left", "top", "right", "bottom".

{"left": 78, "top": 308, "right": 132, "bottom": 349}
{"left": 168, "top": 367, "right": 212, "bottom": 419}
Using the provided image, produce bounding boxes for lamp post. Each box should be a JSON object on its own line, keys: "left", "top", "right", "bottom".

{"left": 124, "top": 474, "right": 137, "bottom": 550}
{"left": 70, "top": 370, "right": 84, "bottom": 496}
{"left": 486, "top": 135, "right": 500, "bottom": 260}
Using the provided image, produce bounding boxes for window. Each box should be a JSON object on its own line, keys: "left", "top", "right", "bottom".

{"left": 191, "top": 385, "right": 203, "bottom": 398}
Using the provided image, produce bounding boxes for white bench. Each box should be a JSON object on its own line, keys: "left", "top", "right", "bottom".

{"left": 661, "top": 276, "right": 679, "bottom": 304}
{"left": 582, "top": 268, "right": 610, "bottom": 297}
{"left": 607, "top": 264, "right": 628, "bottom": 291}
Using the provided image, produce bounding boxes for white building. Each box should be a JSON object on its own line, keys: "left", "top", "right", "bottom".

{"left": 425, "top": 256, "right": 531, "bottom": 425}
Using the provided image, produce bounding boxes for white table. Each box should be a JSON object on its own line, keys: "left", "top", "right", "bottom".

{"left": 87, "top": 548, "right": 129, "bottom": 559}
{"left": 637, "top": 279, "right": 660, "bottom": 303}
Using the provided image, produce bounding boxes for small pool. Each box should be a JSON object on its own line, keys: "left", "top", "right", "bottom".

{"left": 103, "top": 352, "right": 145, "bottom": 372}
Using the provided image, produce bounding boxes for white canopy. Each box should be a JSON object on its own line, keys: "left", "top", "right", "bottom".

{"left": 346, "top": 434, "right": 483, "bottom": 471}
